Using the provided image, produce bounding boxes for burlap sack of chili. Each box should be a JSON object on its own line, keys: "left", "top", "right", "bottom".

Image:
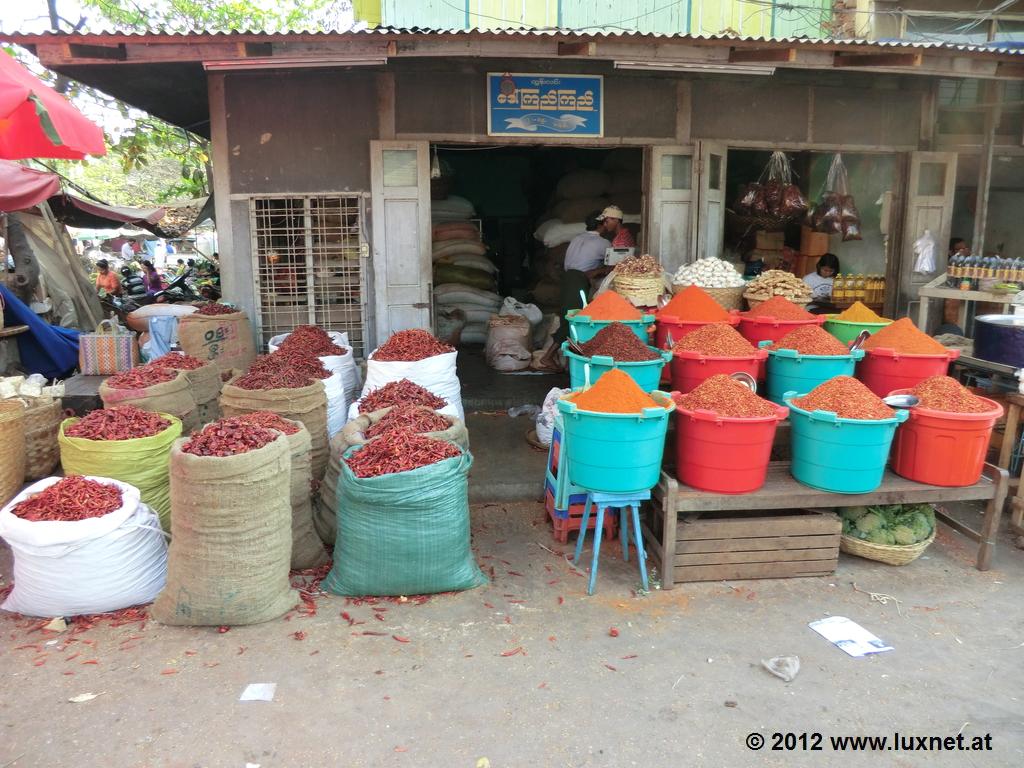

{"left": 177, "top": 310, "right": 257, "bottom": 374}
{"left": 99, "top": 371, "right": 199, "bottom": 435}
{"left": 184, "top": 361, "right": 223, "bottom": 424}
{"left": 219, "top": 378, "right": 329, "bottom": 480}
{"left": 275, "top": 418, "right": 328, "bottom": 569}
{"left": 151, "top": 434, "right": 297, "bottom": 626}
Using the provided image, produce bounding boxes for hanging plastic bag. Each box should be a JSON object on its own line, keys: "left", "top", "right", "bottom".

{"left": 913, "top": 229, "right": 938, "bottom": 275}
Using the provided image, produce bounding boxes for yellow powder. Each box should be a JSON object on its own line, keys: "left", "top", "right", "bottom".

{"left": 836, "top": 301, "right": 889, "bottom": 324}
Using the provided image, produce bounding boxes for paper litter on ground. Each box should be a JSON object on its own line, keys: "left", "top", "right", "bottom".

{"left": 239, "top": 683, "right": 277, "bottom": 702}
{"left": 809, "top": 616, "right": 893, "bottom": 657}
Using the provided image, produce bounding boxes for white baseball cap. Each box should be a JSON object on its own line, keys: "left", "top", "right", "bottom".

{"left": 596, "top": 205, "right": 624, "bottom": 221}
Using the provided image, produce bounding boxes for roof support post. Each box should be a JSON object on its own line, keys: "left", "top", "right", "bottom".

{"left": 972, "top": 80, "right": 1004, "bottom": 259}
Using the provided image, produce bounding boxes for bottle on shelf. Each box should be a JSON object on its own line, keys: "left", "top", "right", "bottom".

{"left": 832, "top": 273, "right": 845, "bottom": 302}
{"left": 854, "top": 273, "right": 866, "bottom": 301}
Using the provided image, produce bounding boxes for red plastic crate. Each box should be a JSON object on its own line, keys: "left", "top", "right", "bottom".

{"left": 544, "top": 482, "right": 618, "bottom": 545}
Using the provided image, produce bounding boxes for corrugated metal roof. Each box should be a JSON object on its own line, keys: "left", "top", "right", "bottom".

{"left": 5, "top": 26, "right": 1023, "bottom": 56}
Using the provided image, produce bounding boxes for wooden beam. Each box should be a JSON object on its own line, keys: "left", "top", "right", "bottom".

{"left": 242, "top": 42, "right": 273, "bottom": 57}
{"left": 995, "top": 61, "right": 1024, "bottom": 79}
{"left": 729, "top": 47, "right": 796, "bottom": 64}
{"left": 558, "top": 41, "right": 596, "bottom": 57}
{"left": 834, "top": 52, "right": 923, "bottom": 68}
{"left": 67, "top": 42, "right": 126, "bottom": 61}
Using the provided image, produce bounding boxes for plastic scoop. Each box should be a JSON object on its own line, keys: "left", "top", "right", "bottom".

{"left": 882, "top": 394, "right": 920, "bottom": 408}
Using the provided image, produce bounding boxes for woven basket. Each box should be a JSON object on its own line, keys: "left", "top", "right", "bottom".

{"left": 22, "top": 397, "right": 63, "bottom": 481}
{"left": 705, "top": 286, "right": 746, "bottom": 311}
{"left": 0, "top": 400, "right": 26, "bottom": 506}
{"left": 839, "top": 530, "right": 935, "bottom": 566}
{"left": 614, "top": 274, "right": 663, "bottom": 307}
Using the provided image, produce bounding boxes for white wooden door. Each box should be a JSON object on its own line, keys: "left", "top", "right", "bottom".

{"left": 900, "top": 151, "right": 957, "bottom": 324}
{"left": 643, "top": 145, "right": 694, "bottom": 275}
{"left": 370, "top": 140, "right": 431, "bottom": 348}
{"left": 695, "top": 140, "right": 728, "bottom": 262}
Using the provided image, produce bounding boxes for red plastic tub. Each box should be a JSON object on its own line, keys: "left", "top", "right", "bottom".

{"left": 737, "top": 314, "right": 826, "bottom": 346}
{"left": 654, "top": 312, "right": 741, "bottom": 352}
{"left": 671, "top": 348, "right": 769, "bottom": 394}
{"left": 856, "top": 348, "right": 960, "bottom": 398}
{"left": 674, "top": 402, "right": 789, "bottom": 493}
{"left": 889, "top": 388, "right": 1003, "bottom": 487}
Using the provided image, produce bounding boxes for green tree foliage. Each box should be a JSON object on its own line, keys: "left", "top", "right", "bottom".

{"left": 80, "top": 0, "right": 348, "bottom": 33}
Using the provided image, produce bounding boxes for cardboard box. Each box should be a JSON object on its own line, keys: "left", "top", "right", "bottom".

{"left": 801, "top": 225, "right": 831, "bottom": 257}
{"left": 756, "top": 230, "right": 785, "bottom": 250}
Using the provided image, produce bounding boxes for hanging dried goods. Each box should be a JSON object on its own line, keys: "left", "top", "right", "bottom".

{"left": 806, "top": 154, "right": 861, "bottom": 241}
{"left": 673, "top": 324, "right": 757, "bottom": 357}
{"left": 64, "top": 405, "right": 171, "bottom": 441}
{"left": 181, "top": 417, "right": 278, "bottom": 457}
{"left": 658, "top": 285, "right": 730, "bottom": 322}
{"left": 105, "top": 366, "right": 177, "bottom": 390}
{"left": 568, "top": 369, "right": 659, "bottom": 414}
{"left": 359, "top": 379, "right": 447, "bottom": 414}
{"left": 791, "top": 376, "right": 894, "bottom": 420}
{"left": 860, "top": 318, "right": 947, "bottom": 355}
{"left": 578, "top": 323, "right": 660, "bottom": 361}
{"left": 671, "top": 257, "right": 745, "bottom": 288}
{"left": 910, "top": 376, "right": 992, "bottom": 414}
{"left": 345, "top": 430, "right": 461, "bottom": 478}
{"left": 768, "top": 325, "right": 848, "bottom": 356}
{"left": 673, "top": 374, "right": 777, "bottom": 418}
{"left": 373, "top": 329, "right": 454, "bottom": 362}
{"left": 732, "top": 152, "right": 808, "bottom": 221}
{"left": 149, "top": 353, "right": 208, "bottom": 371}
{"left": 195, "top": 303, "right": 237, "bottom": 316}
{"left": 11, "top": 476, "right": 122, "bottom": 522}
{"left": 742, "top": 270, "right": 812, "bottom": 304}
{"left": 364, "top": 405, "right": 451, "bottom": 439}
{"left": 577, "top": 291, "right": 642, "bottom": 321}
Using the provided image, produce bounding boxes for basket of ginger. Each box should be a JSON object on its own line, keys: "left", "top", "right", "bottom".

{"left": 823, "top": 300, "right": 893, "bottom": 344}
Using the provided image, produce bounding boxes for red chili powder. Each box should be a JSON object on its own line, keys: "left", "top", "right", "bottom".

{"left": 768, "top": 325, "right": 849, "bottom": 356}
{"left": 791, "top": 376, "right": 895, "bottom": 420}
{"left": 578, "top": 323, "right": 660, "bottom": 361}
{"left": 673, "top": 323, "right": 757, "bottom": 357}
{"left": 658, "top": 285, "right": 730, "bottom": 322}
{"left": 911, "top": 376, "right": 992, "bottom": 414}
{"left": 861, "top": 317, "right": 948, "bottom": 355}
{"left": 743, "top": 296, "right": 813, "bottom": 321}
{"left": 579, "top": 292, "right": 642, "bottom": 321}
{"left": 673, "top": 374, "right": 777, "bottom": 418}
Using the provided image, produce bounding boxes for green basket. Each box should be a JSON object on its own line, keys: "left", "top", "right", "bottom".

{"left": 823, "top": 316, "right": 892, "bottom": 344}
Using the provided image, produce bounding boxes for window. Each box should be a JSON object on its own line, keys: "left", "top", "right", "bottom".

{"left": 660, "top": 154, "right": 691, "bottom": 190}
{"left": 249, "top": 195, "right": 368, "bottom": 357}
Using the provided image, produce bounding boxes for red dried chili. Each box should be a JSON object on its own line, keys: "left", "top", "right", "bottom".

{"left": 232, "top": 410, "right": 301, "bottom": 435}
{"left": 232, "top": 364, "right": 316, "bottom": 391}
{"left": 181, "top": 417, "right": 278, "bottom": 457}
{"left": 372, "top": 329, "right": 454, "bottom": 362}
{"left": 65, "top": 405, "right": 171, "bottom": 440}
{"left": 364, "top": 404, "right": 450, "bottom": 438}
{"left": 673, "top": 374, "right": 777, "bottom": 418}
{"left": 12, "top": 477, "right": 122, "bottom": 522}
{"left": 673, "top": 324, "right": 757, "bottom": 357}
{"left": 149, "top": 353, "right": 208, "bottom": 371}
{"left": 195, "top": 303, "right": 237, "bottom": 316}
{"left": 105, "top": 365, "right": 178, "bottom": 389}
{"left": 767, "top": 325, "right": 849, "bottom": 356}
{"left": 578, "top": 323, "right": 660, "bottom": 362}
{"left": 910, "top": 376, "right": 992, "bottom": 414}
{"left": 277, "top": 325, "right": 348, "bottom": 357}
{"left": 791, "top": 376, "right": 895, "bottom": 420}
{"left": 255, "top": 349, "right": 331, "bottom": 379}
{"left": 359, "top": 379, "right": 446, "bottom": 413}
{"left": 345, "top": 430, "right": 460, "bottom": 478}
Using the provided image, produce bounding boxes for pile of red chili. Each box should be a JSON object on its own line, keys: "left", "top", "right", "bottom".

{"left": 345, "top": 430, "right": 461, "bottom": 478}
{"left": 861, "top": 317, "right": 948, "bottom": 355}
{"left": 195, "top": 303, "right": 236, "bottom": 316}
{"left": 105, "top": 365, "right": 178, "bottom": 390}
{"left": 12, "top": 476, "right": 122, "bottom": 522}
{"left": 578, "top": 323, "right": 660, "bottom": 362}
{"left": 252, "top": 350, "right": 331, "bottom": 380}
{"left": 359, "top": 379, "right": 447, "bottom": 413}
{"left": 181, "top": 417, "right": 279, "bottom": 457}
{"left": 65, "top": 405, "right": 171, "bottom": 440}
{"left": 578, "top": 291, "right": 642, "bottom": 321}
{"left": 365, "top": 404, "right": 450, "bottom": 438}
{"left": 373, "top": 329, "right": 454, "bottom": 362}
{"left": 673, "top": 324, "right": 757, "bottom": 357}
{"left": 231, "top": 410, "right": 301, "bottom": 434}
{"left": 791, "top": 376, "right": 895, "bottom": 420}
{"left": 768, "top": 325, "right": 849, "bottom": 356}
{"left": 149, "top": 353, "right": 207, "bottom": 371}
{"left": 658, "top": 285, "right": 730, "bottom": 322}
{"left": 673, "top": 374, "right": 778, "bottom": 418}
{"left": 277, "top": 325, "right": 348, "bottom": 357}
{"left": 743, "top": 296, "right": 813, "bottom": 321}
{"left": 232, "top": 365, "right": 316, "bottom": 391}
{"left": 911, "top": 376, "right": 992, "bottom": 413}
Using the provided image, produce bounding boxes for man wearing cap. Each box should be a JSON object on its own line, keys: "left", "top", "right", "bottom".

{"left": 94, "top": 259, "right": 121, "bottom": 297}
{"left": 597, "top": 205, "right": 635, "bottom": 249}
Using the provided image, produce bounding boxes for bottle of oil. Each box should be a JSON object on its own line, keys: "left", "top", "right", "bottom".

{"left": 854, "top": 273, "right": 866, "bottom": 301}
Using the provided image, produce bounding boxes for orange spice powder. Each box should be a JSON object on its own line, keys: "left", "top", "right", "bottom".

{"left": 861, "top": 317, "right": 948, "bottom": 355}
{"left": 578, "top": 291, "right": 643, "bottom": 321}
{"left": 743, "top": 295, "right": 813, "bottom": 320}
{"left": 568, "top": 368, "right": 660, "bottom": 414}
{"left": 658, "top": 285, "right": 730, "bottom": 322}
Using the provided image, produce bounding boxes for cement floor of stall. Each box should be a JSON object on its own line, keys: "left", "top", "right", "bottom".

{"left": 1, "top": 501, "right": 1023, "bottom": 768}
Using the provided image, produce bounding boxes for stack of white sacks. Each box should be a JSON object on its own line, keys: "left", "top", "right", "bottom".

{"left": 431, "top": 213, "right": 501, "bottom": 345}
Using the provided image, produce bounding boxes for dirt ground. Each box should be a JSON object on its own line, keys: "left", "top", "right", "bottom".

{"left": 1, "top": 501, "right": 1022, "bottom": 768}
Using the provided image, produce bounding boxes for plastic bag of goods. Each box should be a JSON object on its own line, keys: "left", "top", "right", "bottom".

{"left": 360, "top": 329, "right": 464, "bottom": 421}
{"left": 269, "top": 327, "right": 361, "bottom": 405}
{"left": 323, "top": 438, "right": 486, "bottom": 596}
{"left": 486, "top": 314, "right": 532, "bottom": 372}
{"left": 177, "top": 304, "right": 257, "bottom": 373}
{"left": 59, "top": 407, "right": 183, "bottom": 533}
{"left": 536, "top": 387, "right": 571, "bottom": 448}
{"left": 152, "top": 421, "right": 297, "bottom": 626}
{"left": 0, "top": 476, "right": 168, "bottom": 617}
{"left": 148, "top": 352, "right": 223, "bottom": 426}
{"left": 435, "top": 306, "right": 467, "bottom": 346}
{"left": 100, "top": 365, "right": 199, "bottom": 434}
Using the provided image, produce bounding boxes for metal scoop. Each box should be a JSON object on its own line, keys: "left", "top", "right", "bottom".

{"left": 730, "top": 372, "right": 758, "bottom": 394}
{"left": 567, "top": 325, "right": 586, "bottom": 356}
{"left": 882, "top": 394, "right": 920, "bottom": 408}
{"left": 848, "top": 329, "right": 872, "bottom": 352}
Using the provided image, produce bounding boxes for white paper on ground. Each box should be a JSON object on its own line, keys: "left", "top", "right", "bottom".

{"left": 809, "top": 616, "right": 893, "bottom": 657}
{"left": 239, "top": 683, "right": 277, "bottom": 702}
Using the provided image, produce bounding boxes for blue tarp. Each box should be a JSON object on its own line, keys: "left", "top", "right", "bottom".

{"left": 1, "top": 285, "right": 80, "bottom": 379}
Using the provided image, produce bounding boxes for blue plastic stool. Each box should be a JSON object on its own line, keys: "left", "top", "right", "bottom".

{"left": 573, "top": 490, "right": 651, "bottom": 595}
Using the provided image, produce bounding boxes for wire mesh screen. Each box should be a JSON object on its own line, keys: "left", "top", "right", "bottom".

{"left": 249, "top": 195, "right": 367, "bottom": 357}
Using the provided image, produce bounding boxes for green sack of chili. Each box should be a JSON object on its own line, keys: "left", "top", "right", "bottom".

{"left": 58, "top": 408, "right": 183, "bottom": 533}
{"left": 323, "top": 441, "right": 486, "bottom": 597}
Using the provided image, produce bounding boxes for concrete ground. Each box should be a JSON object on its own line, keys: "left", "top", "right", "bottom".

{"left": 1, "top": 500, "right": 1022, "bottom": 768}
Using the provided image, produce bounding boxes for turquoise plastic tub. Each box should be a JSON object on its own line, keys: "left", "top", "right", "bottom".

{"left": 566, "top": 309, "right": 654, "bottom": 344}
{"left": 760, "top": 341, "right": 865, "bottom": 404}
{"left": 562, "top": 342, "right": 671, "bottom": 392}
{"left": 783, "top": 390, "right": 909, "bottom": 494}
{"left": 556, "top": 392, "right": 675, "bottom": 493}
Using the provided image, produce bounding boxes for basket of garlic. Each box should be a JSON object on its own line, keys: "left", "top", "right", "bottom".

{"left": 671, "top": 257, "right": 746, "bottom": 310}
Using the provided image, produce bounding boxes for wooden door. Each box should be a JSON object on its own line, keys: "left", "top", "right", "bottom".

{"left": 369, "top": 140, "right": 431, "bottom": 349}
{"left": 643, "top": 145, "right": 695, "bottom": 275}
{"left": 695, "top": 140, "right": 728, "bottom": 262}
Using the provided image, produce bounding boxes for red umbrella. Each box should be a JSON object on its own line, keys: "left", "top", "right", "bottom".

{"left": 0, "top": 51, "right": 106, "bottom": 160}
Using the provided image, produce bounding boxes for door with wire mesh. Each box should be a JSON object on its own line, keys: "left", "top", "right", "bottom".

{"left": 249, "top": 194, "right": 368, "bottom": 357}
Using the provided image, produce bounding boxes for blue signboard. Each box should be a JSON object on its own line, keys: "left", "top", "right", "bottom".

{"left": 487, "top": 73, "right": 603, "bottom": 138}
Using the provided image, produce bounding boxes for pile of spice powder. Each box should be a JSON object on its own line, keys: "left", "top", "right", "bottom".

{"left": 346, "top": 431, "right": 461, "bottom": 478}
{"left": 359, "top": 379, "right": 447, "bottom": 413}
{"left": 673, "top": 374, "right": 777, "bottom": 418}
{"left": 195, "top": 303, "right": 237, "bottom": 316}
{"left": 65, "top": 405, "right": 171, "bottom": 440}
{"left": 231, "top": 411, "right": 301, "bottom": 435}
{"left": 149, "top": 352, "right": 208, "bottom": 370}
{"left": 911, "top": 376, "right": 992, "bottom": 414}
{"left": 373, "top": 329, "right": 454, "bottom": 362}
{"left": 569, "top": 368, "right": 660, "bottom": 414}
{"left": 577, "top": 323, "right": 660, "bottom": 362}
{"left": 861, "top": 317, "right": 948, "bottom": 355}
{"left": 658, "top": 285, "right": 730, "bottom": 322}
{"left": 578, "top": 291, "right": 642, "bottom": 321}
{"left": 182, "top": 417, "right": 278, "bottom": 457}
{"left": 105, "top": 365, "right": 177, "bottom": 389}
{"left": 743, "top": 295, "right": 814, "bottom": 321}
{"left": 673, "top": 323, "right": 757, "bottom": 357}
{"left": 768, "top": 325, "right": 849, "bottom": 356}
{"left": 12, "top": 476, "right": 122, "bottom": 521}
{"left": 835, "top": 301, "right": 889, "bottom": 324}
{"left": 365, "top": 404, "right": 450, "bottom": 438}
{"left": 791, "top": 376, "right": 895, "bottom": 420}
{"left": 278, "top": 325, "right": 348, "bottom": 356}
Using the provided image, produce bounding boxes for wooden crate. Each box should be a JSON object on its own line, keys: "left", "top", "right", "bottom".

{"left": 756, "top": 230, "right": 785, "bottom": 250}
{"left": 649, "top": 507, "right": 840, "bottom": 583}
{"left": 800, "top": 225, "right": 831, "bottom": 257}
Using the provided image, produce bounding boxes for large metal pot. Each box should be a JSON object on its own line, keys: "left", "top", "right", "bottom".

{"left": 974, "top": 314, "right": 1024, "bottom": 368}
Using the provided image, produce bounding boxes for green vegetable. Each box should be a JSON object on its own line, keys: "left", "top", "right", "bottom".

{"left": 842, "top": 503, "right": 937, "bottom": 546}
{"left": 866, "top": 529, "right": 896, "bottom": 545}
{"left": 841, "top": 506, "right": 871, "bottom": 522}
{"left": 892, "top": 525, "right": 917, "bottom": 545}
{"left": 855, "top": 512, "right": 883, "bottom": 534}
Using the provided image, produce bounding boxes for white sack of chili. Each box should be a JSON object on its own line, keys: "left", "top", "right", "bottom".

{"left": 0, "top": 476, "right": 168, "bottom": 617}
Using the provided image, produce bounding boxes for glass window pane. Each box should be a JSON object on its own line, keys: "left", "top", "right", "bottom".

{"left": 709, "top": 154, "right": 722, "bottom": 191}
{"left": 660, "top": 155, "right": 691, "bottom": 190}
{"left": 383, "top": 150, "right": 417, "bottom": 187}
{"left": 918, "top": 162, "right": 946, "bottom": 196}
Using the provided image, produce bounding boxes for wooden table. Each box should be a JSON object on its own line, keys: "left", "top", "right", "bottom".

{"left": 645, "top": 462, "right": 1008, "bottom": 590}
{"left": 917, "top": 274, "right": 1012, "bottom": 333}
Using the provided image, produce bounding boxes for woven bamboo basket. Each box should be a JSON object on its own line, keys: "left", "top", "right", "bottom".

{"left": 614, "top": 274, "right": 663, "bottom": 307}
{"left": 705, "top": 286, "right": 746, "bottom": 311}
{"left": 22, "top": 397, "right": 63, "bottom": 481}
{"left": 0, "top": 400, "right": 26, "bottom": 506}
{"left": 839, "top": 530, "right": 935, "bottom": 566}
